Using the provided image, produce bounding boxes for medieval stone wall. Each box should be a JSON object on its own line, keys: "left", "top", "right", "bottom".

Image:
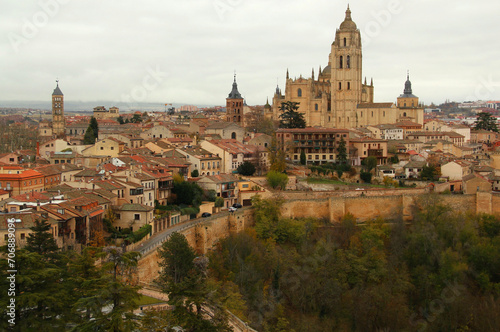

{"left": 138, "top": 193, "right": 499, "bottom": 284}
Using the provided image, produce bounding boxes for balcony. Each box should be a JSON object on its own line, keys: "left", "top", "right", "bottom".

{"left": 158, "top": 180, "right": 173, "bottom": 191}
{"left": 368, "top": 149, "right": 384, "bottom": 157}
{"left": 130, "top": 188, "right": 144, "bottom": 196}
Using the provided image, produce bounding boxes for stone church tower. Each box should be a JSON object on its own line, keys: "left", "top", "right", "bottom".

{"left": 330, "top": 5, "right": 364, "bottom": 128}
{"left": 52, "top": 80, "right": 65, "bottom": 136}
{"left": 271, "top": 6, "right": 375, "bottom": 129}
{"left": 226, "top": 75, "right": 244, "bottom": 124}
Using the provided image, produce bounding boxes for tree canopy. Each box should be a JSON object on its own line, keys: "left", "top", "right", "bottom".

{"left": 474, "top": 112, "right": 499, "bottom": 132}
{"left": 207, "top": 196, "right": 500, "bottom": 331}
{"left": 336, "top": 136, "right": 348, "bottom": 164}
{"left": 157, "top": 232, "right": 232, "bottom": 332}
{"left": 237, "top": 161, "right": 256, "bottom": 176}
{"left": 278, "top": 101, "right": 306, "bottom": 129}
{"left": 83, "top": 117, "right": 99, "bottom": 144}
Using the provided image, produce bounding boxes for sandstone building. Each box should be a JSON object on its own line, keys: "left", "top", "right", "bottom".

{"left": 52, "top": 80, "right": 65, "bottom": 136}
{"left": 270, "top": 6, "right": 424, "bottom": 129}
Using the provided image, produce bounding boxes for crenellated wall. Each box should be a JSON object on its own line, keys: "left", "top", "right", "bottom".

{"left": 138, "top": 193, "right": 499, "bottom": 284}
{"left": 282, "top": 192, "right": 495, "bottom": 222}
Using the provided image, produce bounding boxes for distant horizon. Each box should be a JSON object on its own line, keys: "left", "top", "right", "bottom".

{"left": 2, "top": 2, "right": 500, "bottom": 106}
{"left": 0, "top": 97, "right": 495, "bottom": 113}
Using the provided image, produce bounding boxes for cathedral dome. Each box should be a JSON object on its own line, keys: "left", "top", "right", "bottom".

{"left": 339, "top": 5, "right": 357, "bottom": 30}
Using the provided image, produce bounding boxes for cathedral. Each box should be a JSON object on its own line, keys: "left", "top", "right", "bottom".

{"left": 268, "top": 6, "right": 423, "bottom": 129}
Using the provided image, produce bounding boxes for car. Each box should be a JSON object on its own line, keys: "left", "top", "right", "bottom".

{"left": 201, "top": 212, "right": 211, "bottom": 218}
{"left": 232, "top": 203, "right": 243, "bottom": 208}
{"left": 228, "top": 207, "right": 237, "bottom": 212}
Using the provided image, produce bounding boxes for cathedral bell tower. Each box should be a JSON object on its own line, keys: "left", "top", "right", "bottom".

{"left": 330, "top": 5, "right": 363, "bottom": 129}
{"left": 52, "top": 80, "right": 65, "bottom": 136}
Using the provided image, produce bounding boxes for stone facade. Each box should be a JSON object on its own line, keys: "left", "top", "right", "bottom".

{"left": 270, "top": 6, "right": 424, "bottom": 129}
{"left": 52, "top": 81, "right": 65, "bottom": 136}
{"left": 226, "top": 75, "right": 244, "bottom": 124}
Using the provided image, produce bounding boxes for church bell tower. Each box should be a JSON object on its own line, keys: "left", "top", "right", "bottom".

{"left": 52, "top": 80, "right": 65, "bottom": 136}
{"left": 331, "top": 5, "right": 363, "bottom": 129}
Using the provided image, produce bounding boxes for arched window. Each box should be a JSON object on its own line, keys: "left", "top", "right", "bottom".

{"left": 231, "top": 132, "right": 236, "bottom": 139}
{"left": 347, "top": 82, "right": 351, "bottom": 90}
{"left": 339, "top": 56, "right": 343, "bottom": 69}
{"left": 297, "top": 88, "right": 302, "bottom": 97}
{"left": 403, "top": 112, "right": 407, "bottom": 117}
{"left": 383, "top": 111, "right": 385, "bottom": 117}
{"left": 347, "top": 55, "right": 351, "bottom": 69}
{"left": 315, "top": 103, "right": 318, "bottom": 111}
{"left": 343, "top": 38, "right": 347, "bottom": 46}
{"left": 338, "top": 82, "right": 342, "bottom": 90}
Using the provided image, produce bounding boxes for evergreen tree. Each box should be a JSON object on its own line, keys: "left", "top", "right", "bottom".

{"left": 157, "top": 232, "right": 231, "bottom": 332}
{"left": 117, "top": 116, "right": 125, "bottom": 124}
{"left": 0, "top": 221, "right": 72, "bottom": 330}
{"left": 90, "top": 116, "right": 99, "bottom": 136}
{"left": 474, "top": 112, "right": 499, "bottom": 132}
{"left": 25, "top": 219, "right": 59, "bottom": 256}
{"left": 336, "top": 136, "right": 348, "bottom": 164}
{"left": 300, "top": 150, "right": 306, "bottom": 165}
{"left": 83, "top": 127, "right": 95, "bottom": 144}
{"left": 74, "top": 247, "right": 141, "bottom": 332}
{"left": 278, "top": 101, "right": 306, "bottom": 129}
{"left": 83, "top": 117, "right": 99, "bottom": 144}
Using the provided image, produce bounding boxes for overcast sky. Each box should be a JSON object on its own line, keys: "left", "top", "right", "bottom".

{"left": 1, "top": 0, "right": 500, "bottom": 109}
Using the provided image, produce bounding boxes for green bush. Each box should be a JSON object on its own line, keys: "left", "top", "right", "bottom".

{"left": 180, "top": 207, "right": 200, "bottom": 216}
{"left": 360, "top": 171, "right": 372, "bottom": 183}
{"left": 127, "top": 224, "right": 152, "bottom": 243}
{"left": 267, "top": 171, "right": 288, "bottom": 190}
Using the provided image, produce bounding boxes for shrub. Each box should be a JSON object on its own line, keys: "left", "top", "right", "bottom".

{"left": 127, "top": 224, "right": 152, "bottom": 243}
{"left": 266, "top": 171, "right": 288, "bottom": 190}
{"left": 360, "top": 171, "right": 372, "bottom": 183}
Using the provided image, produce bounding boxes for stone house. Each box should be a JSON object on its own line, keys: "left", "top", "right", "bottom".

{"left": 462, "top": 174, "right": 491, "bottom": 194}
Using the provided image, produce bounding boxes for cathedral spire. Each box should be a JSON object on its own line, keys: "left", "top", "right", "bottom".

{"left": 312, "top": 68, "right": 314, "bottom": 80}
{"left": 370, "top": 78, "right": 373, "bottom": 86}
{"left": 286, "top": 68, "right": 289, "bottom": 79}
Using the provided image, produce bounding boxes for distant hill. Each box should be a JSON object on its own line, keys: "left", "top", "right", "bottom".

{"left": 0, "top": 101, "right": 216, "bottom": 113}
